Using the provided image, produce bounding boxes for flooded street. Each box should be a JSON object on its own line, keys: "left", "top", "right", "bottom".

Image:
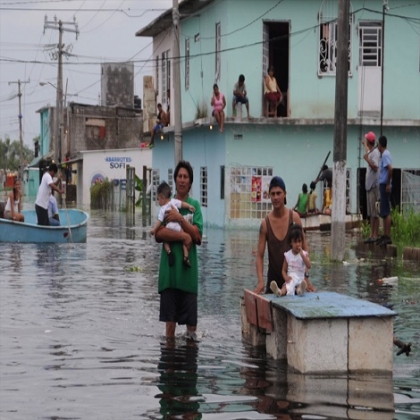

{"left": 1, "top": 210, "right": 419, "bottom": 419}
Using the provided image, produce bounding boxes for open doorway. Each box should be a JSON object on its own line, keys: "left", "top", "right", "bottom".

{"left": 263, "top": 21, "right": 290, "bottom": 117}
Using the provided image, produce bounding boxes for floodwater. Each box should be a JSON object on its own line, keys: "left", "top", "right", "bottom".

{"left": 1, "top": 210, "right": 419, "bottom": 420}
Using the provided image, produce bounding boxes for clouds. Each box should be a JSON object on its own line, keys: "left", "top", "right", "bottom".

{"left": 0, "top": 0, "right": 171, "bottom": 146}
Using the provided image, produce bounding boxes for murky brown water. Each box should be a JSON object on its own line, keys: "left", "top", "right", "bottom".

{"left": 1, "top": 210, "right": 419, "bottom": 419}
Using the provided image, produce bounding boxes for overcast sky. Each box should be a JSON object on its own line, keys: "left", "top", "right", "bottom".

{"left": 0, "top": 0, "right": 172, "bottom": 149}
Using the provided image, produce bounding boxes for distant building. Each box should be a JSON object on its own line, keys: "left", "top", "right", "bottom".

{"left": 101, "top": 62, "right": 135, "bottom": 108}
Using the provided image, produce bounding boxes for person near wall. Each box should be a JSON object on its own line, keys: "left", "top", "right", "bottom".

{"left": 377, "top": 135, "right": 393, "bottom": 246}
{"left": 253, "top": 176, "right": 315, "bottom": 295}
{"left": 307, "top": 181, "right": 319, "bottom": 215}
{"left": 154, "top": 160, "right": 203, "bottom": 342}
{"left": 232, "top": 74, "right": 251, "bottom": 118}
{"left": 48, "top": 193, "right": 61, "bottom": 226}
{"left": 362, "top": 131, "right": 381, "bottom": 244}
{"left": 150, "top": 103, "right": 169, "bottom": 148}
{"left": 293, "top": 183, "right": 309, "bottom": 217}
{"left": 35, "top": 164, "right": 64, "bottom": 226}
{"left": 4, "top": 179, "right": 25, "bottom": 222}
{"left": 211, "top": 84, "right": 226, "bottom": 132}
{"left": 264, "top": 66, "right": 282, "bottom": 117}
{"left": 313, "top": 165, "right": 333, "bottom": 214}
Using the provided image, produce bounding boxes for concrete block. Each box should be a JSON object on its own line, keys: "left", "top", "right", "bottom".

{"left": 265, "top": 306, "right": 287, "bottom": 360}
{"left": 349, "top": 317, "right": 393, "bottom": 371}
{"left": 287, "top": 318, "right": 348, "bottom": 373}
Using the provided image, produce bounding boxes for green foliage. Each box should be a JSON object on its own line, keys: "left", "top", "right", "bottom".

{"left": 90, "top": 178, "right": 113, "bottom": 210}
{"left": 391, "top": 207, "right": 420, "bottom": 252}
{"left": 0, "top": 136, "right": 34, "bottom": 171}
{"left": 134, "top": 174, "right": 143, "bottom": 207}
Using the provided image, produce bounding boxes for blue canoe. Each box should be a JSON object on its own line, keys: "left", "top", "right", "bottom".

{"left": 0, "top": 209, "right": 89, "bottom": 243}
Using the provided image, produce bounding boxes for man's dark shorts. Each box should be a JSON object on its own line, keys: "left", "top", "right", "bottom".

{"left": 233, "top": 95, "right": 248, "bottom": 104}
{"left": 35, "top": 204, "right": 49, "bottom": 226}
{"left": 379, "top": 183, "right": 391, "bottom": 218}
{"left": 159, "top": 288, "right": 197, "bottom": 326}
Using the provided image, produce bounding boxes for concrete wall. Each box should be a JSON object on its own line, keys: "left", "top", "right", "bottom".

{"left": 152, "top": 123, "right": 419, "bottom": 228}
{"left": 78, "top": 148, "right": 152, "bottom": 207}
{"left": 100, "top": 62, "right": 134, "bottom": 108}
{"left": 66, "top": 103, "right": 143, "bottom": 158}
{"left": 177, "top": 0, "right": 420, "bottom": 122}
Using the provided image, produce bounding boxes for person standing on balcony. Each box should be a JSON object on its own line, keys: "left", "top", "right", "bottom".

{"left": 264, "top": 66, "right": 282, "bottom": 117}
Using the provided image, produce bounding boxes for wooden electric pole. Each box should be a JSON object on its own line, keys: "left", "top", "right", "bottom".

{"left": 44, "top": 16, "right": 79, "bottom": 165}
{"left": 8, "top": 79, "right": 30, "bottom": 182}
{"left": 172, "top": 0, "right": 183, "bottom": 166}
{"left": 331, "top": 0, "right": 350, "bottom": 261}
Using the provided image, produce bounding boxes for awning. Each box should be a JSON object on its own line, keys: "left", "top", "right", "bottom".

{"left": 27, "top": 150, "right": 54, "bottom": 168}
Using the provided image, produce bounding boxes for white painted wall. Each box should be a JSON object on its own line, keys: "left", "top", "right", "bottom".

{"left": 79, "top": 148, "right": 152, "bottom": 207}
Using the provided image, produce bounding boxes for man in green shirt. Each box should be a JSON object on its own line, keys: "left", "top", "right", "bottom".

{"left": 155, "top": 161, "right": 203, "bottom": 341}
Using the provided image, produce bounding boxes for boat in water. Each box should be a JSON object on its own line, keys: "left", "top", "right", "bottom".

{"left": 0, "top": 209, "right": 89, "bottom": 243}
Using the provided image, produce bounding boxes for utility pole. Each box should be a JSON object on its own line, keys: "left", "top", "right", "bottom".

{"left": 44, "top": 15, "right": 79, "bottom": 165}
{"left": 172, "top": 0, "right": 183, "bottom": 166}
{"left": 8, "top": 79, "right": 30, "bottom": 182}
{"left": 380, "top": 0, "right": 387, "bottom": 136}
{"left": 331, "top": 0, "right": 350, "bottom": 261}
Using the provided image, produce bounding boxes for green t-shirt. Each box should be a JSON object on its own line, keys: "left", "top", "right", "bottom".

{"left": 297, "top": 193, "right": 308, "bottom": 214}
{"left": 158, "top": 196, "right": 203, "bottom": 294}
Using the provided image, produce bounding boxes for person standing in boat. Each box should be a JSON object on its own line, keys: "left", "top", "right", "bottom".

{"left": 35, "top": 164, "right": 64, "bottom": 226}
{"left": 4, "top": 179, "right": 25, "bottom": 222}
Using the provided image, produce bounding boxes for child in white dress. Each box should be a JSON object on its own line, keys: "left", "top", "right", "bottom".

{"left": 150, "top": 182, "right": 195, "bottom": 267}
{"left": 271, "top": 224, "right": 311, "bottom": 296}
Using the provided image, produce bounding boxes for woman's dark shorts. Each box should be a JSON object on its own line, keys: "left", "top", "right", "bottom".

{"left": 159, "top": 288, "right": 197, "bottom": 326}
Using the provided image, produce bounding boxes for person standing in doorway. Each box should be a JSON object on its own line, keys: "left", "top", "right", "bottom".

{"left": 253, "top": 176, "right": 315, "bottom": 295}
{"left": 377, "top": 136, "right": 393, "bottom": 246}
{"left": 362, "top": 131, "right": 381, "bottom": 243}
{"left": 154, "top": 161, "right": 203, "bottom": 342}
{"left": 35, "top": 164, "right": 64, "bottom": 226}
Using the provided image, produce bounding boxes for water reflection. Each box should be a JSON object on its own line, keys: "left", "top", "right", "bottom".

{"left": 157, "top": 342, "right": 201, "bottom": 419}
{"left": 0, "top": 210, "right": 419, "bottom": 419}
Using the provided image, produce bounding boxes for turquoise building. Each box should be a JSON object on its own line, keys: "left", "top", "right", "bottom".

{"left": 136, "top": 0, "right": 420, "bottom": 228}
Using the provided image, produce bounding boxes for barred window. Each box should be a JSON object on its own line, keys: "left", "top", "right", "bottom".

{"left": 200, "top": 167, "right": 208, "bottom": 208}
{"left": 185, "top": 38, "right": 190, "bottom": 90}
{"left": 152, "top": 169, "right": 160, "bottom": 205}
{"left": 318, "top": 0, "right": 353, "bottom": 76}
{"left": 168, "top": 168, "right": 174, "bottom": 194}
{"left": 215, "top": 22, "right": 221, "bottom": 81}
{"left": 229, "top": 165, "right": 273, "bottom": 219}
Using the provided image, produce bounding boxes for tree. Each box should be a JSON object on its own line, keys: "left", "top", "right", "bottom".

{"left": 0, "top": 136, "right": 34, "bottom": 172}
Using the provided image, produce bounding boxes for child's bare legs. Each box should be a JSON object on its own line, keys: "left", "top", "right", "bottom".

{"left": 164, "top": 242, "right": 175, "bottom": 267}
{"left": 183, "top": 244, "right": 191, "bottom": 268}
{"left": 270, "top": 281, "right": 286, "bottom": 297}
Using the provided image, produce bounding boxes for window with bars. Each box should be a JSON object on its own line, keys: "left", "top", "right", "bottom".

{"left": 200, "top": 167, "right": 208, "bottom": 207}
{"left": 168, "top": 168, "right": 174, "bottom": 194}
{"left": 229, "top": 165, "right": 274, "bottom": 219}
{"left": 155, "top": 55, "right": 159, "bottom": 95}
{"left": 185, "top": 38, "right": 190, "bottom": 90}
{"left": 161, "top": 50, "right": 170, "bottom": 109}
{"left": 215, "top": 22, "right": 221, "bottom": 81}
{"left": 359, "top": 22, "right": 382, "bottom": 67}
{"left": 318, "top": 0, "right": 353, "bottom": 76}
{"left": 152, "top": 169, "right": 160, "bottom": 204}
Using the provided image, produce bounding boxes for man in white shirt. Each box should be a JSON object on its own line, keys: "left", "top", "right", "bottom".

{"left": 48, "top": 194, "right": 61, "bottom": 226}
{"left": 35, "top": 164, "right": 64, "bottom": 226}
